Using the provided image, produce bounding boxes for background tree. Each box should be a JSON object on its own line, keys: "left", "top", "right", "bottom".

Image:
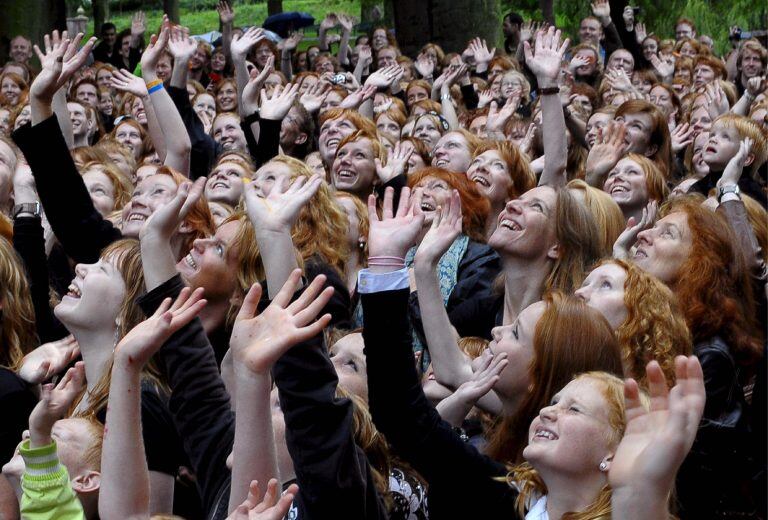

{"left": 268, "top": 0, "right": 284, "bottom": 16}
{"left": 0, "top": 0, "right": 66, "bottom": 63}
{"left": 164, "top": 0, "right": 180, "bottom": 24}
{"left": 392, "top": 0, "right": 501, "bottom": 55}
{"left": 92, "top": 0, "right": 109, "bottom": 35}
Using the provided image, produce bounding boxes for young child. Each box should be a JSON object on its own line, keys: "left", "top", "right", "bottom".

{"left": 1, "top": 363, "right": 103, "bottom": 519}
{"left": 692, "top": 113, "right": 768, "bottom": 205}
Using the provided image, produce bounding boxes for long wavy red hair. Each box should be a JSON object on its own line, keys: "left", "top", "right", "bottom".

{"left": 662, "top": 197, "right": 763, "bottom": 366}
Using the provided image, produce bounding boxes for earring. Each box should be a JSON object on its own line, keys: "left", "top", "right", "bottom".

{"left": 599, "top": 461, "right": 608, "bottom": 471}
{"left": 358, "top": 239, "right": 366, "bottom": 250}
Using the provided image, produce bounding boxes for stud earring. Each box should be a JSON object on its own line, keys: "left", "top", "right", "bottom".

{"left": 599, "top": 461, "right": 608, "bottom": 471}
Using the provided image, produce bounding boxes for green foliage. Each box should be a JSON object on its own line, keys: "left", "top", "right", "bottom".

{"left": 500, "top": 0, "right": 767, "bottom": 56}
{"left": 90, "top": 0, "right": 361, "bottom": 39}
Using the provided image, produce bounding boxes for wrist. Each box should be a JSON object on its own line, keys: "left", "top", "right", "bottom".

{"left": 143, "top": 71, "right": 159, "bottom": 83}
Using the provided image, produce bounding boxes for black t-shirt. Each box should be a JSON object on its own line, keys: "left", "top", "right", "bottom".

{"left": 95, "top": 380, "right": 187, "bottom": 475}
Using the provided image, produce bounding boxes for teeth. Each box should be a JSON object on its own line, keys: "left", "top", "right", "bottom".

{"left": 535, "top": 429, "right": 557, "bottom": 440}
{"left": 127, "top": 213, "right": 147, "bottom": 222}
{"left": 434, "top": 159, "right": 447, "bottom": 167}
{"left": 327, "top": 138, "right": 340, "bottom": 148}
{"left": 471, "top": 175, "right": 490, "bottom": 187}
{"left": 338, "top": 169, "right": 355, "bottom": 178}
{"left": 634, "top": 249, "right": 647, "bottom": 259}
{"left": 611, "top": 186, "right": 628, "bottom": 194}
{"left": 500, "top": 219, "right": 522, "bottom": 231}
{"left": 184, "top": 253, "right": 198, "bottom": 270}
{"left": 420, "top": 202, "right": 435, "bottom": 211}
{"left": 66, "top": 284, "right": 82, "bottom": 298}
{"left": 211, "top": 181, "right": 229, "bottom": 189}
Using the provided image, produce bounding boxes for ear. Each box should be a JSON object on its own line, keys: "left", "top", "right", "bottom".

{"left": 229, "top": 292, "right": 244, "bottom": 309}
{"left": 744, "top": 152, "right": 755, "bottom": 167}
{"left": 644, "top": 143, "right": 658, "bottom": 158}
{"left": 178, "top": 220, "right": 193, "bottom": 234}
{"left": 546, "top": 243, "right": 560, "bottom": 261}
{"left": 599, "top": 454, "right": 613, "bottom": 473}
{"left": 295, "top": 132, "right": 308, "bottom": 145}
{"left": 71, "top": 470, "right": 101, "bottom": 494}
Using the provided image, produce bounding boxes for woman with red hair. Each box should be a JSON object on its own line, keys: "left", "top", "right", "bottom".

{"left": 630, "top": 195, "right": 763, "bottom": 518}
{"left": 405, "top": 167, "right": 500, "bottom": 364}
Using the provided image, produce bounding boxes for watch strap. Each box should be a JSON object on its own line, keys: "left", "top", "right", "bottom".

{"left": 13, "top": 202, "right": 41, "bottom": 218}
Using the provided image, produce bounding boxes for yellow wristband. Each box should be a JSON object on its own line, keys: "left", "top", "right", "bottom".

{"left": 145, "top": 79, "right": 162, "bottom": 90}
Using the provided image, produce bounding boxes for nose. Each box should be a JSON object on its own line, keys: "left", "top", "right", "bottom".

{"left": 192, "top": 239, "right": 207, "bottom": 253}
{"left": 504, "top": 198, "right": 522, "bottom": 214}
{"left": 574, "top": 285, "right": 589, "bottom": 301}
{"left": 74, "top": 263, "right": 88, "bottom": 277}
{"left": 636, "top": 228, "right": 653, "bottom": 245}
{"left": 539, "top": 404, "right": 558, "bottom": 422}
{"left": 22, "top": 430, "right": 30, "bottom": 441}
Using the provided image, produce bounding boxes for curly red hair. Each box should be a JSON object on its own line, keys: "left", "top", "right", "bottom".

{"left": 661, "top": 197, "right": 763, "bottom": 365}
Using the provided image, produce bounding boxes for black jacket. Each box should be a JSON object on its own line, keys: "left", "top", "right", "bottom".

{"left": 675, "top": 336, "right": 758, "bottom": 519}
{"left": 13, "top": 116, "right": 122, "bottom": 264}
{"left": 408, "top": 240, "right": 501, "bottom": 347}
{"left": 362, "top": 288, "right": 520, "bottom": 518}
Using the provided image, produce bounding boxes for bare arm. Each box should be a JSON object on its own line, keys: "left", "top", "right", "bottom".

{"left": 140, "top": 23, "right": 191, "bottom": 174}
{"left": 525, "top": 27, "right": 570, "bottom": 188}
{"left": 231, "top": 27, "right": 266, "bottom": 118}
{"left": 337, "top": 15, "right": 354, "bottom": 68}
{"left": 101, "top": 291, "right": 206, "bottom": 520}
{"left": 51, "top": 89, "right": 73, "bottom": 149}
{"left": 217, "top": 1, "right": 235, "bottom": 63}
{"left": 168, "top": 26, "right": 196, "bottom": 90}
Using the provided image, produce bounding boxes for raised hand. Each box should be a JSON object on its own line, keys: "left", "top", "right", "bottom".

{"left": 259, "top": 83, "right": 300, "bottom": 120}
{"left": 230, "top": 270, "right": 333, "bottom": 375}
{"left": 227, "top": 479, "right": 299, "bottom": 520}
{"left": 339, "top": 83, "right": 376, "bottom": 110}
{"left": 569, "top": 53, "right": 592, "bottom": 73}
{"left": 414, "top": 189, "right": 462, "bottom": 266}
{"left": 241, "top": 55, "right": 275, "bottom": 115}
{"left": 280, "top": 32, "right": 303, "bottom": 53}
{"left": 591, "top": 0, "right": 611, "bottom": 24}
{"left": 299, "top": 80, "right": 330, "bottom": 113}
{"left": 244, "top": 174, "right": 321, "bottom": 233}
{"left": 518, "top": 122, "right": 537, "bottom": 156}
{"left": 469, "top": 37, "right": 495, "bottom": 67}
{"left": 114, "top": 287, "right": 207, "bottom": 368}
{"left": 231, "top": 27, "right": 266, "bottom": 62}
{"left": 442, "top": 63, "right": 468, "bottom": 90}
{"left": 719, "top": 137, "right": 753, "bottom": 188}
{"left": 486, "top": 95, "right": 520, "bottom": 136}
{"left": 523, "top": 26, "right": 570, "bottom": 88}
{"left": 415, "top": 54, "right": 435, "bottom": 80}
{"left": 338, "top": 14, "right": 355, "bottom": 33}
{"left": 365, "top": 64, "right": 401, "bottom": 89}
{"left": 613, "top": 200, "right": 658, "bottom": 259}
{"left": 111, "top": 68, "right": 149, "bottom": 97}
{"left": 357, "top": 45, "right": 372, "bottom": 68}
{"left": 141, "top": 18, "right": 171, "bottom": 77}
{"left": 586, "top": 121, "right": 628, "bottom": 184}
{"left": 703, "top": 82, "right": 729, "bottom": 116}
{"left": 649, "top": 54, "right": 674, "bottom": 81}
{"left": 477, "top": 89, "right": 494, "bottom": 108}
{"left": 32, "top": 31, "right": 96, "bottom": 101}
{"left": 217, "top": 0, "right": 235, "bottom": 25}
{"left": 28, "top": 362, "right": 86, "bottom": 445}
{"left": 746, "top": 76, "right": 767, "bottom": 98}
{"left": 519, "top": 21, "right": 539, "bottom": 43}
{"left": 453, "top": 350, "right": 508, "bottom": 407}
{"left": 168, "top": 26, "right": 197, "bottom": 62}
{"left": 670, "top": 123, "right": 695, "bottom": 153}
{"left": 141, "top": 177, "right": 207, "bottom": 240}
{"left": 605, "top": 68, "right": 634, "bottom": 93}
{"left": 17, "top": 336, "right": 80, "bottom": 385}
{"left": 609, "top": 357, "right": 705, "bottom": 499}
{"left": 131, "top": 11, "right": 147, "bottom": 37}
{"left": 320, "top": 13, "right": 339, "bottom": 31}
{"left": 367, "top": 187, "right": 425, "bottom": 260}
{"left": 375, "top": 141, "right": 413, "bottom": 183}
{"left": 635, "top": 22, "right": 649, "bottom": 44}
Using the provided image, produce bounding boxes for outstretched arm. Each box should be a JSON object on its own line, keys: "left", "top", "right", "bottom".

{"left": 140, "top": 21, "right": 192, "bottom": 174}
{"left": 525, "top": 27, "right": 570, "bottom": 188}
{"left": 100, "top": 293, "right": 205, "bottom": 520}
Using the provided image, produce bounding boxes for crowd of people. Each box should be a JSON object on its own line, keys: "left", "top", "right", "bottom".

{"left": 0, "top": 0, "right": 765, "bottom": 518}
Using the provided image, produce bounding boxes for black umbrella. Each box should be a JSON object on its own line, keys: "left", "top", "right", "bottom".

{"left": 262, "top": 12, "right": 315, "bottom": 38}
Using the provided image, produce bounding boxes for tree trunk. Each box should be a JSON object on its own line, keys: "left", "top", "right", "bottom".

{"left": 267, "top": 0, "right": 283, "bottom": 16}
{"left": 392, "top": 0, "right": 501, "bottom": 56}
{"left": 539, "top": 0, "right": 554, "bottom": 25}
{"left": 0, "top": 0, "right": 66, "bottom": 63}
{"left": 163, "top": 0, "right": 181, "bottom": 24}
{"left": 92, "top": 0, "right": 109, "bottom": 36}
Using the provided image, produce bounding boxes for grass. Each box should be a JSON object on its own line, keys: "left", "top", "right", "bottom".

{"left": 96, "top": 0, "right": 362, "bottom": 41}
